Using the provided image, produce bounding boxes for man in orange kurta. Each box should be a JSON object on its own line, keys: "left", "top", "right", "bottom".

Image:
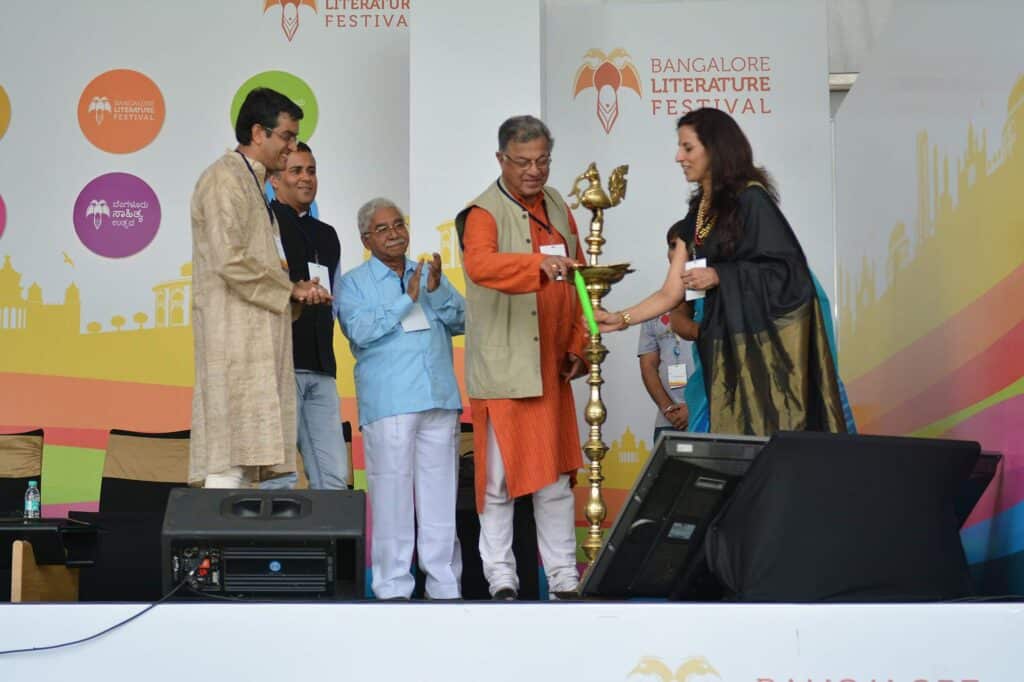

{"left": 455, "top": 115, "right": 588, "bottom": 599}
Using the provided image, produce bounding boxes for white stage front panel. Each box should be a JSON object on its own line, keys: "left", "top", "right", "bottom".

{"left": 0, "top": 602, "right": 1015, "bottom": 680}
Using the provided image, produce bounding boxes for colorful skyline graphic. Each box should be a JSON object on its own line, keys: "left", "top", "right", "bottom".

{"left": 839, "top": 74, "right": 1024, "bottom": 590}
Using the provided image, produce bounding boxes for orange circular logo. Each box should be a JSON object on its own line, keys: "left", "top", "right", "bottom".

{"left": 0, "top": 85, "right": 10, "bottom": 141}
{"left": 77, "top": 69, "right": 165, "bottom": 154}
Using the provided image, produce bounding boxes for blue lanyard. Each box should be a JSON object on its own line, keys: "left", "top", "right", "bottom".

{"left": 663, "top": 317, "right": 682, "bottom": 359}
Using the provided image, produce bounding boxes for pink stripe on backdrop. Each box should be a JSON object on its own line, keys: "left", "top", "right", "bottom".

{"left": 42, "top": 501, "right": 100, "bottom": 519}
{"left": 1, "top": 425, "right": 111, "bottom": 450}
{"left": 846, "top": 263, "right": 1024, "bottom": 416}
{"left": 943, "top": 395, "right": 1024, "bottom": 526}
{"left": 43, "top": 427, "right": 110, "bottom": 450}
{"left": 861, "top": 318, "right": 1024, "bottom": 435}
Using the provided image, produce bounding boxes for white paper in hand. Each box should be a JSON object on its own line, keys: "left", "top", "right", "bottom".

{"left": 685, "top": 258, "right": 707, "bottom": 302}
{"left": 308, "top": 262, "right": 330, "bottom": 288}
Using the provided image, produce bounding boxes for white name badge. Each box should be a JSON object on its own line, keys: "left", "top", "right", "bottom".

{"left": 308, "top": 262, "right": 330, "bottom": 287}
{"left": 685, "top": 257, "right": 707, "bottom": 302}
{"left": 539, "top": 243, "right": 567, "bottom": 257}
{"left": 668, "top": 363, "right": 688, "bottom": 389}
{"left": 401, "top": 302, "right": 431, "bottom": 332}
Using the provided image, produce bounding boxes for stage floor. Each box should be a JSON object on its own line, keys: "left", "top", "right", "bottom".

{"left": 0, "top": 601, "right": 1018, "bottom": 680}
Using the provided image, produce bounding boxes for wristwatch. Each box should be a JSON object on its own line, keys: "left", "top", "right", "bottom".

{"left": 620, "top": 311, "right": 632, "bottom": 327}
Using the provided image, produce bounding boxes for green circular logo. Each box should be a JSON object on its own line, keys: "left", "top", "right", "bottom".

{"left": 230, "top": 71, "right": 318, "bottom": 142}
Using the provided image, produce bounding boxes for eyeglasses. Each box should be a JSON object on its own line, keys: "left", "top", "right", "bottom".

{"left": 363, "top": 220, "right": 408, "bottom": 236}
{"left": 264, "top": 127, "right": 299, "bottom": 146}
{"left": 501, "top": 153, "right": 552, "bottom": 171}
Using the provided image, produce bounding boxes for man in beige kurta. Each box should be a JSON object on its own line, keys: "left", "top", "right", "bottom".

{"left": 189, "top": 88, "right": 330, "bottom": 487}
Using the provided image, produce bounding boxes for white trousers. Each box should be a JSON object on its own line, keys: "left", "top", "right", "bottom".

{"left": 362, "top": 409, "right": 461, "bottom": 599}
{"left": 478, "top": 421, "right": 579, "bottom": 596}
{"left": 204, "top": 465, "right": 255, "bottom": 488}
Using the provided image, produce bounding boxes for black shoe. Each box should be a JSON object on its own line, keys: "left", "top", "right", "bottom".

{"left": 492, "top": 587, "right": 518, "bottom": 601}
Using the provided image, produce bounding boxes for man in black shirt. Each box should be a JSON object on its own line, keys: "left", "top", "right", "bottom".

{"left": 264, "top": 141, "right": 349, "bottom": 489}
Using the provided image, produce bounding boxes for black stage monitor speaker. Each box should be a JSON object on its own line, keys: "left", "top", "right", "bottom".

{"left": 705, "top": 431, "right": 982, "bottom": 602}
{"left": 580, "top": 432, "right": 765, "bottom": 599}
{"left": 162, "top": 488, "right": 365, "bottom": 600}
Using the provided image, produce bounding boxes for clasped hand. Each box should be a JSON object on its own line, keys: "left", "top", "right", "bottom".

{"left": 292, "top": 278, "right": 332, "bottom": 305}
{"left": 663, "top": 403, "right": 689, "bottom": 429}
{"left": 407, "top": 252, "right": 443, "bottom": 302}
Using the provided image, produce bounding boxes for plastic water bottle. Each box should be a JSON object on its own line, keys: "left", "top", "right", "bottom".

{"left": 24, "top": 480, "right": 41, "bottom": 520}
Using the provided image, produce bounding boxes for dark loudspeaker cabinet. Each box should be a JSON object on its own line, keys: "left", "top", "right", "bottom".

{"left": 161, "top": 488, "right": 365, "bottom": 600}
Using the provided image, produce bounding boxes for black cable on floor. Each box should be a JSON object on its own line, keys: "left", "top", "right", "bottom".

{"left": 0, "top": 580, "right": 189, "bottom": 656}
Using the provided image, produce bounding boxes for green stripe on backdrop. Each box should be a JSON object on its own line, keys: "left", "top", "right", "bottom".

{"left": 353, "top": 469, "right": 368, "bottom": 491}
{"left": 911, "top": 375, "right": 1024, "bottom": 439}
{"left": 40, "top": 445, "right": 104, "bottom": 505}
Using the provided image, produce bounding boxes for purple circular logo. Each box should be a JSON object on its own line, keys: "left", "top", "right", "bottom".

{"left": 73, "top": 173, "right": 160, "bottom": 258}
{"left": 0, "top": 194, "right": 6, "bottom": 239}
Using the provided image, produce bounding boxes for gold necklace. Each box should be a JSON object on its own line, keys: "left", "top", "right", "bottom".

{"left": 693, "top": 195, "right": 714, "bottom": 258}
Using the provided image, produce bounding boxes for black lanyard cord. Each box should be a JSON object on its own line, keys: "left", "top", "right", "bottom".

{"left": 237, "top": 151, "right": 276, "bottom": 227}
{"left": 496, "top": 179, "right": 553, "bottom": 233}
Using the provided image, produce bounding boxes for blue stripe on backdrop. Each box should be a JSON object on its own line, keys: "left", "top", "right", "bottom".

{"left": 962, "top": 500, "right": 1024, "bottom": 564}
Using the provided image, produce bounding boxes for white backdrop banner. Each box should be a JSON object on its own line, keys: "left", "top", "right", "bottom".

{"left": 542, "top": 0, "right": 833, "bottom": 512}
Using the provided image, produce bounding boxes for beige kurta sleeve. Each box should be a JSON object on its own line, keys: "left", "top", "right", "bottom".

{"left": 195, "top": 165, "right": 293, "bottom": 314}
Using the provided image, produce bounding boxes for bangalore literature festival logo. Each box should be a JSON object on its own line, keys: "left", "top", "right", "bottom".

{"left": 231, "top": 71, "right": 319, "bottom": 142}
{"left": 77, "top": 69, "right": 165, "bottom": 154}
{"left": 88, "top": 96, "right": 112, "bottom": 124}
{"left": 73, "top": 173, "right": 161, "bottom": 258}
{"left": 264, "top": 0, "right": 317, "bottom": 42}
{"left": 627, "top": 655, "right": 722, "bottom": 682}
{"left": 573, "top": 48, "right": 643, "bottom": 134}
{"left": 263, "top": 0, "right": 409, "bottom": 36}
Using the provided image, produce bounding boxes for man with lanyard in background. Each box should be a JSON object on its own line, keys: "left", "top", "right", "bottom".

{"left": 637, "top": 226, "right": 699, "bottom": 445}
{"left": 262, "top": 141, "right": 349, "bottom": 490}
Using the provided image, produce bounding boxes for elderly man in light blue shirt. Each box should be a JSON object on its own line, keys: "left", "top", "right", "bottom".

{"left": 334, "top": 197, "right": 465, "bottom": 600}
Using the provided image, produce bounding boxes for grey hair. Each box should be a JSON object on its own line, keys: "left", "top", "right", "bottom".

{"left": 497, "top": 115, "right": 554, "bottom": 153}
{"left": 357, "top": 197, "right": 403, "bottom": 235}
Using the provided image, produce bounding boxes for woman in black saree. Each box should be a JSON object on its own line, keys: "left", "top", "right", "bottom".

{"left": 596, "top": 108, "right": 848, "bottom": 436}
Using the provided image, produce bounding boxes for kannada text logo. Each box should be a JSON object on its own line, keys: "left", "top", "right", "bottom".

{"left": 73, "top": 173, "right": 161, "bottom": 258}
